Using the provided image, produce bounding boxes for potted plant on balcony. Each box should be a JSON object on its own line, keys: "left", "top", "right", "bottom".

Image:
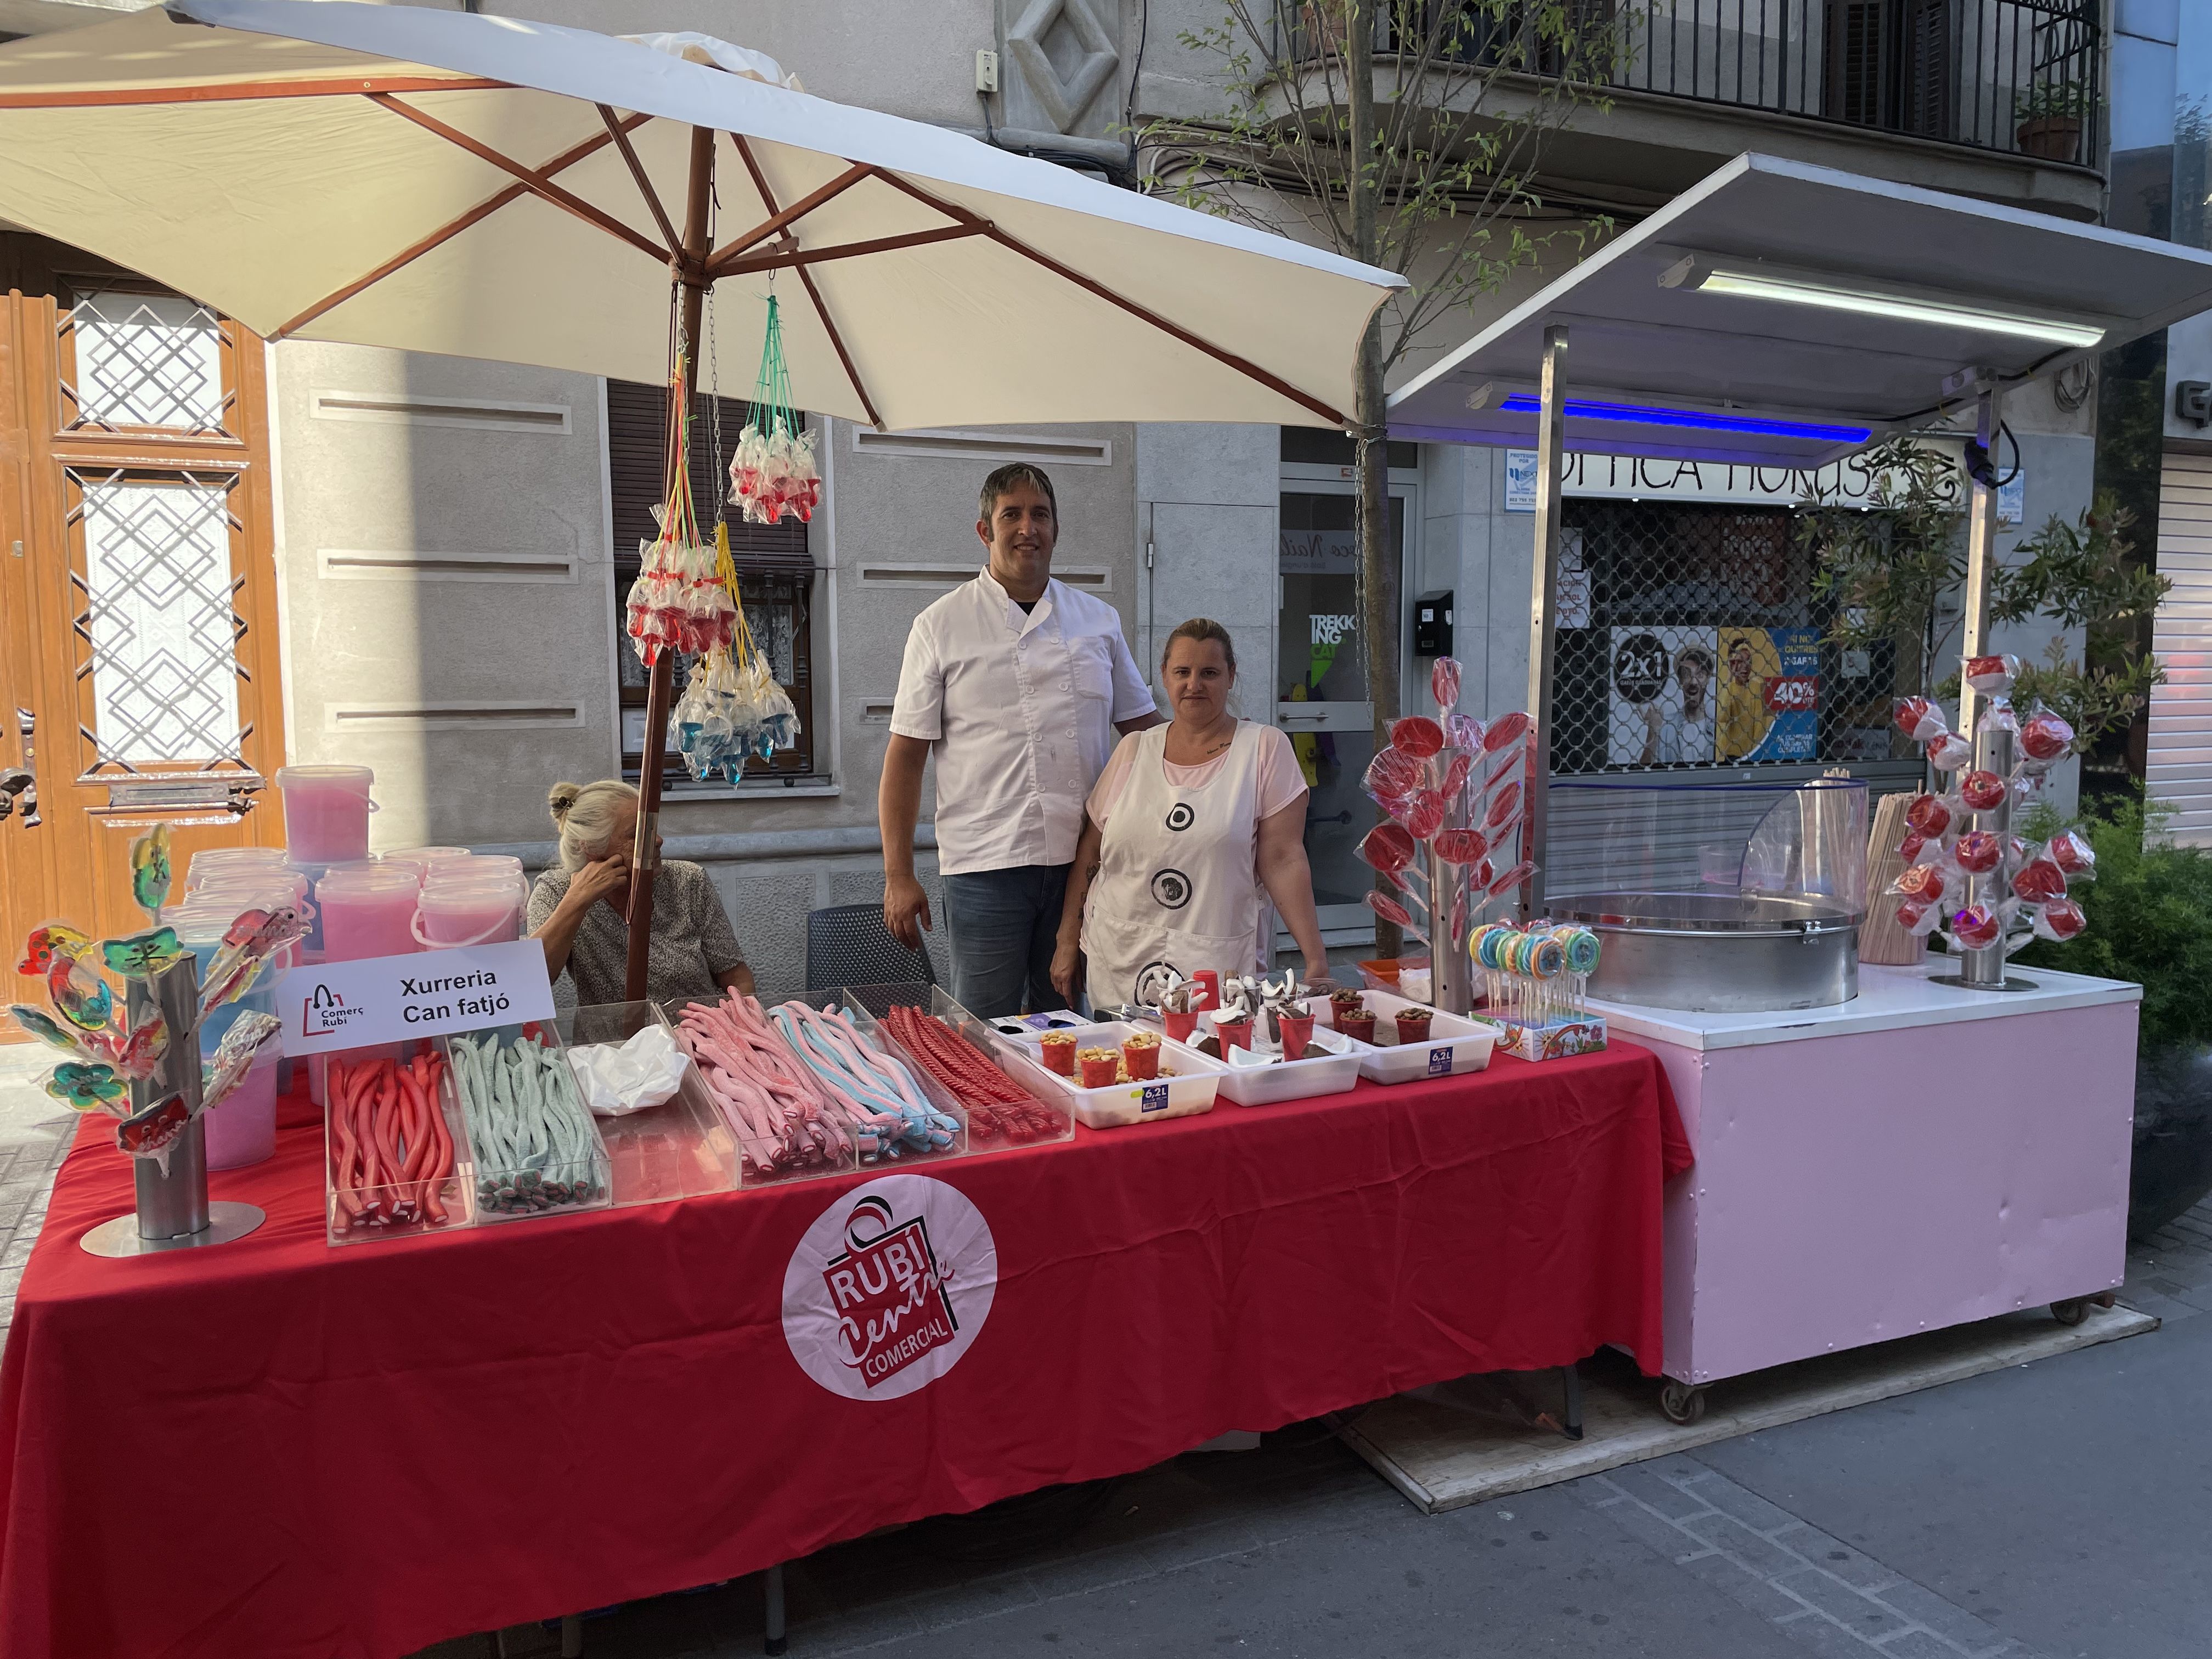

{"left": 2015, "top": 78, "right": 2095, "bottom": 164}
{"left": 2017, "top": 794, "right": 2212, "bottom": 1239}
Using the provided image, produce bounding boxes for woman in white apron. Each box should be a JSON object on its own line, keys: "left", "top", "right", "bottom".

{"left": 1050, "top": 618, "right": 1329, "bottom": 1009}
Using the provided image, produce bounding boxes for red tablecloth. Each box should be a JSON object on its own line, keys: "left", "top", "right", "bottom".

{"left": 0, "top": 1047, "right": 1686, "bottom": 1659}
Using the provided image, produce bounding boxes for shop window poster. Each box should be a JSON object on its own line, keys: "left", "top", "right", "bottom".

{"left": 1609, "top": 625, "right": 1718, "bottom": 765}
{"left": 1718, "top": 626, "right": 1820, "bottom": 761}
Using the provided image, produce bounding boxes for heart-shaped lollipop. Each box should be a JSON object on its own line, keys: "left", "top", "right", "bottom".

{"left": 1430, "top": 657, "right": 1462, "bottom": 710}
{"left": 1390, "top": 716, "right": 1444, "bottom": 759}
{"left": 1481, "top": 711, "right": 1531, "bottom": 753}
{"left": 1432, "top": 827, "right": 1489, "bottom": 866}
{"left": 1404, "top": 788, "right": 1447, "bottom": 841}
{"left": 1357, "top": 822, "right": 1418, "bottom": 874}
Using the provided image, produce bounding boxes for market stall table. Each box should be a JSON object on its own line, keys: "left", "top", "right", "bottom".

{"left": 0, "top": 1045, "right": 1685, "bottom": 1659}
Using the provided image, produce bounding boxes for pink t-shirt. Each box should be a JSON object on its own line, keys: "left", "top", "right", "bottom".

{"left": 1086, "top": 723, "right": 1309, "bottom": 830}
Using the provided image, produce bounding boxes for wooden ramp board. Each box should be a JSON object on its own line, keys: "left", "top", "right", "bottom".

{"left": 1342, "top": 1302, "right": 2159, "bottom": 1515}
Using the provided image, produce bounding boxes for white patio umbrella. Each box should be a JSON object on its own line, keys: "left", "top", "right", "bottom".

{"left": 0, "top": 0, "right": 1403, "bottom": 991}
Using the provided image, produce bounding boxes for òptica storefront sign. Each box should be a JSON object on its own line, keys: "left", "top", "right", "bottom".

{"left": 1504, "top": 439, "right": 2024, "bottom": 523}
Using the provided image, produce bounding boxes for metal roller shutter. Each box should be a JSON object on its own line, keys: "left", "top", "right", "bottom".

{"left": 2149, "top": 452, "right": 2212, "bottom": 844}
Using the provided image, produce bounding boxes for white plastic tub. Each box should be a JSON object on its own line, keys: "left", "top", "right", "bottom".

{"left": 1166, "top": 1011, "right": 1368, "bottom": 1107}
{"left": 1316, "top": 989, "right": 1498, "bottom": 1086}
{"left": 997, "top": 1020, "right": 1225, "bottom": 1128}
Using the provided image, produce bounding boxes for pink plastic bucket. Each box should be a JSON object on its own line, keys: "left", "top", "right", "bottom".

{"left": 317, "top": 870, "right": 420, "bottom": 962}
{"left": 413, "top": 877, "right": 526, "bottom": 947}
{"left": 204, "top": 1049, "right": 279, "bottom": 1170}
{"left": 276, "top": 765, "right": 375, "bottom": 864}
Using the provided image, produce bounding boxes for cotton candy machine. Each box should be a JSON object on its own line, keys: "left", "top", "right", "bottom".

{"left": 1543, "top": 778, "right": 1869, "bottom": 1013}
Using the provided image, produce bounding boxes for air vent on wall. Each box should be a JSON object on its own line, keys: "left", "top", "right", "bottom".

{"left": 312, "top": 392, "right": 571, "bottom": 433}
{"left": 858, "top": 563, "right": 1109, "bottom": 591}
{"left": 324, "top": 703, "right": 584, "bottom": 732}
{"left": 850, "top": 427, "right": 1112, "bottom": 465}
{"left": 318, "top": 549, "right": 578, "bottom": 583}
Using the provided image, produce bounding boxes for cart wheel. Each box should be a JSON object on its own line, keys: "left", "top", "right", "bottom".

{"left": 2051, "top": 1297, "right": 2091, "bottom": 1327}
{"left": 1659, "top": 1381, "right": 1707, "bottom": 1425}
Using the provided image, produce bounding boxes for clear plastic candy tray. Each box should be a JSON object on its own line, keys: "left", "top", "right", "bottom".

{"left": 323, "top": 1045, "right": 474, "bottom": 1246}
{"left": 1181, "top": 1010, "right": 1368, "bottom": 1108}
{"left": 998, "top": 1019, "right": 1224, "bottom": 1129}
{"left": 557, "top": 1001, "right": 737, "bottom": 1206}
{"left": 1314, "top": 989, "right": 1497, "bottom": 1086}
{"left": 439, "top": 1023, "right": 613, "bottom": 1224}
{"left": 842, "top": 985, "right": 1074, "bottom": 1153}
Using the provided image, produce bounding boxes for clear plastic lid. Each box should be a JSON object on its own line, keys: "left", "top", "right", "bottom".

{"left": 274, "top": 764, "right": 373, "bottom": 790}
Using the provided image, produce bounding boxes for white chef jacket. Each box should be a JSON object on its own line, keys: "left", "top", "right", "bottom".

{"left": 890, "top": 567, "right": 1155, "bottom": 876}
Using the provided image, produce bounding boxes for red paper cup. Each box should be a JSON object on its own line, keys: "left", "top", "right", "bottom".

{"left": 1394, "top": 1012, "right": 1434, "bottom": 1046}
{"left": 1338, "top": 1013, "right": 1377, "bottom": 1045}
{"left": 1122, "top": 1037, "right": 1161, "bottom": 1080}
{"left": 1040, "top": 1034, "right": 1077, "bottom": 1076}
{"left": 1215, "top": 1016, "right": 1254, "bottom": 1052}
{"left": 1078, "top": 1052, "right": 1119, "bottom": 1088}
{"left": 1162, "top": 1007, "right": 1199, "bottom": 1043}
{"left": 1190, "top": 970, "right": 1221, "bottom": 1012}
{"left": 1278, "top": 1013, "right": 1315, "bottom": 1061}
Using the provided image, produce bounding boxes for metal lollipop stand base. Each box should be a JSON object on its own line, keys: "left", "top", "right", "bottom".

{"left": 78, "top": 956, "right": 266, "bottom": 1259}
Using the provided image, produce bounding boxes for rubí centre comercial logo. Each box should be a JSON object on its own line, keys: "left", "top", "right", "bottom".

{"left": 781, "top": 1174, "right": 997, "bottom": 1401}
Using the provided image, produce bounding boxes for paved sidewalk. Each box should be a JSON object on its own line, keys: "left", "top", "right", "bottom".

{"left": 0, "top": 1045, "right": 75, "bottom": 1342}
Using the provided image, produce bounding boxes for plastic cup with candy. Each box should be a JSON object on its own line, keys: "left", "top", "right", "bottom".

{"left": 1949, "top": 904, "right": 2003, "bottom": 949}
{"left": 1894, "top": 697, "right": 1949, "bottom": 743}
{"left": 1952, "top": 830, "right": 2002, "bottom": 874}
{"left": 1959, "top": 770, "right": 2007, "bottom": 812}
{"left": 2047, "top": 829, "right": 2096, "bottom": 879}
{"left": 1925, "top": 732, "right": 1973, "bottom": 772}
{"left": 2019, "top": 704, "right": 2075, "bottom": 766}
{"left": 1963, "top": 653, "right": 2020, "bottom": 695}
{"left": 2032, "top": 896, "right": 2087, "bottom": 942}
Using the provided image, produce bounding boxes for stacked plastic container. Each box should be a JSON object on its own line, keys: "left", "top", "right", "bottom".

{"left": 174, "top": 851, "right": 309, "bottom": 1169}
{"left": 408, "top": 851, "right": 530, "bottom": 947}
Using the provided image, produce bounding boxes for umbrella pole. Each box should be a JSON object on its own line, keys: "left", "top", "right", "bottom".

{"left": 625, "top": 123, "right": 718, "bottom": 1001}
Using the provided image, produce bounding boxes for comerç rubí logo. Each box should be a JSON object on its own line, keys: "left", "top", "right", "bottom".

{"left": 782, "top": 1174, "right": 997, "bottom": 1401}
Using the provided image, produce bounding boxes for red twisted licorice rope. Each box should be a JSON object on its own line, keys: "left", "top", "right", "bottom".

{"left": 881, "top": 1005, "right": 1064, "bottom": 1144}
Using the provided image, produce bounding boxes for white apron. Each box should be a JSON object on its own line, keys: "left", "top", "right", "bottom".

{"left": 1081, "top": 722, "right": 1267, "bottom": 1009}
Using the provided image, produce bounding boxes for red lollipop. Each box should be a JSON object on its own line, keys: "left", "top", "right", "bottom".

{"left": 1926, "top": 732, "right": 1973, "bottom": 772}
{"left": 1893, "top": 862, "right": 1947, "bottom": 900}
{"left": 1904, "top": 794, "right": 1954, "bottom": 838}
{"left": 1439, "top": 751, "right": 1473, "bottom": 798}
{"left": 1390, "top": 716, "right": 1445, "bottom": 759}
{"left": 1430, "top": 657, "right": 1463, "bottom": 710}
{"left": 2047, "top": 829, "right": 2095, "bottom": 877}
{"left": 1432, "top": 827, "right": 1489, "bottom": 866}
{"left": 1963, "top": 653, "right": 2018, "bottom": 693}
{"left": 1486, "top": 781, "right": 1523, "bottom": 830}
{"left": 1472, "top": 857, "right": 1495, "bottom": 889}
{"left": 1953, "top": 830, "right": 2002, "bottom": 874}
{"left": 1894, "top": 697, "right": 1947, "bottom": 742}
{"left": 1363, "top": 746, "right": 1422, "bottom": 803}
{"left": 1897, "top": 830, "right": 1929, "bottom": 864}
{"left": 2011, "top": 857, "right": 2066, "bottom": 904}
{"left": 1895, "top": 895, "right": 1941, "bottom": 935}
{"left": 2019, "top": 707, "right": 2074, "bottom": 763}
{"left": 1365, "top": 890, "right": 1416, "bottom": 929}
{"left": 1959, "top": 770, "right": 2006, "bottom": 811}
{"left": 1446, "top": 712, "right": 1483, "bottom": 754}
{"left": 1481, "top": 710, "right": 1531, "bottom": 753}
{"left": 1487, "top": 860, "right": 1536, "bottom": 896}
{"left": 1404, "top": 788, "right": 1447, "bottom": 841}
{"left": 2033, "top": 896, "right": 2087, "bottom": 942}
{"left": 1950, "top": 904, "right": 2002, "bottom": 949}
{"left": 1357, "top": 822, "right": 1418, "bottom": 874}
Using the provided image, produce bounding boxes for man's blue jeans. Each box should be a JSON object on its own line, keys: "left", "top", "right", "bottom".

{"left": 941, "top": 863, "right": 1071, "bottom": 1019}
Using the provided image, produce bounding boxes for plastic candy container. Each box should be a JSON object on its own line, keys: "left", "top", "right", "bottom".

{"left": 1959, "top": 770, "right": 2007, "bottom": 811}
{"left": 1962, "top": 653, "right": 2020, "bottom": 694}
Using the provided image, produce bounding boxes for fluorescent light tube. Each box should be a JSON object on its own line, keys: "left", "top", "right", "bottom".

{"left": 1661, "top": 256, "right": 2104, "bottom": 350}
{"left": 1494, "top": 393, "right": 1869, "bottom": 444}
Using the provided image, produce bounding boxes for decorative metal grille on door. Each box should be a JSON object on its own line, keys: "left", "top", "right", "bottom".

{"left": 67, "top": 468, "right": 250, "bottom": 772}
{"left": 59, "top": 289, "right": 234, "bottom": 437}
{"left": 1548, "top": 500, "right": 1908, "bottom": 777}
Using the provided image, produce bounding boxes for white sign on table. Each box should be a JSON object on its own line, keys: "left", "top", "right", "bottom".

{"left": 275, "top": 940, "right": 556, "bottom": 1052}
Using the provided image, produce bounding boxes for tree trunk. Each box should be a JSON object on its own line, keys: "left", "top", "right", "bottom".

{"left": 1346, "top": 3, "right": 1403, "bottom": 960}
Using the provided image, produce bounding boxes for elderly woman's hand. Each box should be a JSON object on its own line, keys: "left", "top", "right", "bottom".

{"left": 568, "top": 849, "right": 632, "bottom": 912}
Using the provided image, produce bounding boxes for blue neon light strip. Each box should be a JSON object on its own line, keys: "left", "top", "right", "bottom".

{"left": 1495, "top": 394, "right": 1869, "bottom": 444}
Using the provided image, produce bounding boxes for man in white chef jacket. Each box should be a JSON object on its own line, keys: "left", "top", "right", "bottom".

{"left": 879, "top": 463, "right": 1160, "bottom": 1017}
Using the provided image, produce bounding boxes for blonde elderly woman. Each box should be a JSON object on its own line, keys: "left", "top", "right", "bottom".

{"left": 526, "top": 780, "right": 754, "bottom": 1007}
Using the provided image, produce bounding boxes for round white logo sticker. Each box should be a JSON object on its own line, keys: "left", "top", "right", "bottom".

{"left": 781, "top": 1173, "right": 998, "bottom": 1401}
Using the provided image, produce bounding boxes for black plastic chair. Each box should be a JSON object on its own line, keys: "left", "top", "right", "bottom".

{"left": 805, "top": 903, "right": 939, "bottom": 999}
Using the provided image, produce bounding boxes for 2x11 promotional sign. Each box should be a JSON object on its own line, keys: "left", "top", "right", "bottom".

{"left": 275, "top": 939, "right": 556, "bottom": 1051}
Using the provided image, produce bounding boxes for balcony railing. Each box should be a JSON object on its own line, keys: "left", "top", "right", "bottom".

{"left": 1275, "top": 1, "right": 2103, "bottom": 169}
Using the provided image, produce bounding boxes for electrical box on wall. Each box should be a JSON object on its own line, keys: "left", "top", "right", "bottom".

{"left": 1414, "top": 590, "right": 1453, "bottom": 658}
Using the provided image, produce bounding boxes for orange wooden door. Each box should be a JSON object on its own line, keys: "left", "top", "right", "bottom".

{"left": 1, "top": 247, "right": 286, "bottom": 1037}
